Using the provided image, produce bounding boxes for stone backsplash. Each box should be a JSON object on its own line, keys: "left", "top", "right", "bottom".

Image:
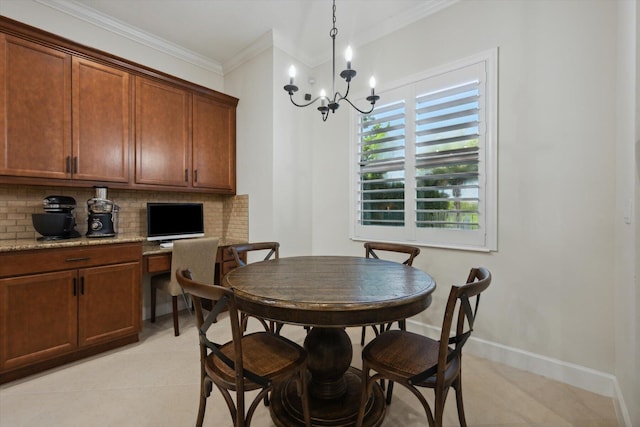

{"left": 0, "top": 184, "right": 248, "bottom": 242}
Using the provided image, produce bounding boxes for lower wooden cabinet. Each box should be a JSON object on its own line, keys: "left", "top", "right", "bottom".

{"left": 0, "top": 243, "right": 142, "bottom": 383}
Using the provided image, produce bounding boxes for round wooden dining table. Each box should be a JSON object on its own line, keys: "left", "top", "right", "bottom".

{"left": 223, "top": 256, "right": 436, "bottom": 427}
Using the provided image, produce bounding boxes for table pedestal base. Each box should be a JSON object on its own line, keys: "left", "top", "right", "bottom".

{"left": 269, "top": 367, "right": 385, "bottom": 427}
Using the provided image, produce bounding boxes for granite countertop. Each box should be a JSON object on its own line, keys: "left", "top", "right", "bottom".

{"left": 0, "top": 234, "right": 146, "bottom": 253}
{"left": 0, "top": 235, "right": 244, "bottom": 254}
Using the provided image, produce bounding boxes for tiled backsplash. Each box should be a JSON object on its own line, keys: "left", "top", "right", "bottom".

{"left": 0, "top": 184, "right": 248, "bottom": 242}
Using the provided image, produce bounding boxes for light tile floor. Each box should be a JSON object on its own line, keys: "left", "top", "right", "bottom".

{"left": 0, "top": 311, "right": 619, "bottom": 427}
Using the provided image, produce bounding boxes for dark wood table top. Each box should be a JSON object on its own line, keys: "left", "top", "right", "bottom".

{"left": 223, "top": 255, "right": 436, "bottom": 327}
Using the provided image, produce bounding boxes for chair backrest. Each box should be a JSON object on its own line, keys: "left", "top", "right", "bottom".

{"left": 175, "top": 269, "right": 269, "bottom": 394}
{"left": 364, "top": 241, "right": 420, "bottom": 266}
{"left": 410, "top": 267, "right": 492, "bottom": 384}
{"left": 229, "top": 242, "right": 279, "bottom": 267}
{"left": 168, "top": 237, "right": 219, "bottom": 294}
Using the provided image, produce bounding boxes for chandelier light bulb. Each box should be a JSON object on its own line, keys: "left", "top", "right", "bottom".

{"left": 345, "top": 46, "right": 353, "bottom": 68}
{"left": 288, "top": 65, "right": 296, "bottom": 84}
{"left": 369, "top": 76, "right": 376, "bottom": 89}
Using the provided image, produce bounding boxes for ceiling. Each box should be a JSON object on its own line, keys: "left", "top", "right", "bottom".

{"left": 42, "top": 0, "right": 455, "bottom": 72}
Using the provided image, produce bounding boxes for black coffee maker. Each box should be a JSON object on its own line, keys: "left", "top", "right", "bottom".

{"left": 86, "top": 186, "right": 118, "bottom": 238}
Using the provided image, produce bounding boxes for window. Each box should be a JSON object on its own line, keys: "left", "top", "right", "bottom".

{"left": 351, "top": 50, "right": 497, "bottom": 251}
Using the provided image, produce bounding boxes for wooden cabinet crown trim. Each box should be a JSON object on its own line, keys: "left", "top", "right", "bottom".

{"left": 0, "top": 16, "right": 238, "bottom": 106}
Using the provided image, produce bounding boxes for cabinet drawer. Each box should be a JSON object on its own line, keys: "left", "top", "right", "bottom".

{"left": 145, "top": 254, "right": 171, "bottom": 274}
{"left": 0, "top": 243, "right": 142, "bottom": 278}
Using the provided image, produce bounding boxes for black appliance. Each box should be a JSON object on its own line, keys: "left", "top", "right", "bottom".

{"left": 32, "top": 195, "right": 81, "bottom": 241}
{"left": 86, "top": 186, "right": 118, "bottom": 238}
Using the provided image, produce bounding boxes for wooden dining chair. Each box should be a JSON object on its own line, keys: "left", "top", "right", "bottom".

{"left": 150, "top": 237, "right": 219, "bottom": 336}
{"left": 356, "top": 267, "right": 491, "bottom": 427}
{"left": 176, "top": 268, "right": 311, "bottom": 427}
{"left": 361, "top": 241, "right": 421, "bottom": 345}
{"left": 228, "top": 242, "right": 283, "bottom": 334}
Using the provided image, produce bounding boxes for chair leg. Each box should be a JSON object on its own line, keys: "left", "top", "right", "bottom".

{"left": 386, "top": 381, "right": 394, "bottom": 405}
{"left": 196, "top": 377, "right": 211, "bottom": 427}
{"left": 360, "top": 326, "right": 367, "bottom": 345}
{"left": 150, "top": 284, "right": 157, "bottom": 323}
{"left": 355, "top": 365, "right": 371, "bottom": 427}
{"left": 454, "top": 376, "right": 467, "bottom": 427}
{"left": 172, "top": 295, "right": 179, "bottom": 336}
{"left": 434, "top": 385, "right": 450, "bottom": 427}
{"left": 384, "top": 319, "right": 405, "bottom": 405}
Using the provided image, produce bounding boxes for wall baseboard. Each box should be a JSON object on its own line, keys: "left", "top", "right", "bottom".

{"left": 408, "top": 320, "right": 631, "bottom": 426}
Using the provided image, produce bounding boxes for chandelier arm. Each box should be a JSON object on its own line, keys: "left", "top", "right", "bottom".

{"left": 337, "top": 96, "right": 376, "bottom": 115}
{"left": 289, "top": 95, "right": 323, "bottom": 108}
{"left": 336, "top": 79, "right": 351, "bottom": 101}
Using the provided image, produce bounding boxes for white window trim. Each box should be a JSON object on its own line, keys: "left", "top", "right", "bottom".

{"left": 349, "top": 48, "right": 498, "bottom": 252}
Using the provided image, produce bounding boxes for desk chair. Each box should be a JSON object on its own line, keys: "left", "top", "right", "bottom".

{"left": 176, "top": 268, "right": 311, "bottom": 427}
{"left": 361, "top": 241, "right": 421, "bottom": 345}
{"left": 356, "top": 267, "right": 492, "bottom": 426}
{"left": 150, "top": 237, "right": 219, "bottom": 336}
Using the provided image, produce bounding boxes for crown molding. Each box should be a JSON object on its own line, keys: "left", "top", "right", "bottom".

{"left": 36, "top": 0, "right": 224, "bottom": 76}
{"left": 33, "top": 0, "right": 458, "bottom": 77}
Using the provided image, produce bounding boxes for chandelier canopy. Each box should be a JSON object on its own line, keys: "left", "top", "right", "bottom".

{"left": 283, "top": 0, "right": 379, "bottom": 122}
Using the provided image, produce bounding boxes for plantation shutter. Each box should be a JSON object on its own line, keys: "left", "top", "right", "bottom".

{"left": 357, "top": 100, "right": 406, "bottom": 227}
{"left": 414, "top": 81, "right": 480, "bottom": 230}
{"left": 352, "top": 50, "right": 496, "bottom": 250}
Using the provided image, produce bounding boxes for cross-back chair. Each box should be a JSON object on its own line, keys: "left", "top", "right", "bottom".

{"left": 176, "top": 268, "right": 311, "bottom": 427}
{"left": 361, "top": 241, "right": 421, "bottom": 345}
{"left": 356, "top": 267, "right": 492, "bottom": 427}
{"left": 228, "top": 242, "right": 283, "bottom": 334}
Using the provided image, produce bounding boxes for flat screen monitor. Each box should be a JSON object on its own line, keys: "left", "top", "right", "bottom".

{"left": 146, "top": 202, "right": 205, "bottom": 242}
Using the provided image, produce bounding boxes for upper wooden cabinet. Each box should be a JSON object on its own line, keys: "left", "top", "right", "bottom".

{"left": 0, "top": 34, "right": 72, "bottom": 179}
{"left": 0, "top": 17, "right": 238, "bottom": 194}
{"left": 135, "top": 79, "right": 237, "bottom": 193}
{"left": 193, "top": 95, "right": 236, "bottom": 192}
{"left": 0, "top": 35, "right": 131, "bottom": 183}
{"left": 135, "top": 77, "right": 191, "bottom": 188}
{"left": 73, "top": 57, "right": 131, "bottom": 183}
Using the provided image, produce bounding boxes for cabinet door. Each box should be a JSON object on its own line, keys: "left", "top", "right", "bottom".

{"left": 0, "top": 270, "right": 77, "bottom": 370}
{"left": 77, "top": 262, "right": 141, "bottom": 348}
{"left": 193, "top": 94, "right": 236, "bottom": 193}
{"left": 135, "top": 77, "right": 190, "bottom": 187}
{"left": 0, "top": 34, "right": 71, "bottom": 179}
{"left": 72, "top": 57, "right": 131, "bottom": 182}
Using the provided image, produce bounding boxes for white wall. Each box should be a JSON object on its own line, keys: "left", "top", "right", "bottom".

{"left": 312, "top": 0, "right": 617, "bottom": 369}
{"left": 304, "top": 0, "right": 633, "bottom": 409}
{"left": 272, "top": 48, "right": 313, "bottom": 257}
{"left": 224, "top": 44, "right": 314, "bottom": 257}
{"left": 224, "top": 48, "right": 276, "bottom": 246}
{"left": 615, "top": 1, "right": 639, "bottom": 424}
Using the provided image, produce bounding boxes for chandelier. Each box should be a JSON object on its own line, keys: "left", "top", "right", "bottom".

{"left": 283, "top": 0, "right": 380, "bottom": 122}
